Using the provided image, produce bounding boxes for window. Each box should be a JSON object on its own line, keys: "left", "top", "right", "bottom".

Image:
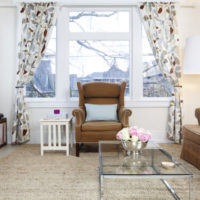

{"left": 26, "top": 26, "right": 56, "bottom": 98}
{"left": 25, "top": 7, "right": 172, "bottom": 102}
{"left": 142, "top": 28, "right": 172, "bottom": 97}
{"left": 69, "top": 11, "right": 129, "bottom": 32}
{"left": 69, "top": 10, "right": 130, "bottom": 97}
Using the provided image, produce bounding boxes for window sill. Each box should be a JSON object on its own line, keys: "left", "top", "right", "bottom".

{"left": 26, "top": 97, "right": 171, "bottom": 108}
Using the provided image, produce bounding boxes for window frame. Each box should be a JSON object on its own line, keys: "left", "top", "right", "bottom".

{"left": 68, "top": 7, "right": 132, "bottom": 99}
{"left": 25, "top": 6, "right": 171, "bottom": 108}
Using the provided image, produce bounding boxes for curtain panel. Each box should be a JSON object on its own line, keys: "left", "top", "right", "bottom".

{"left": 139, "top": 2, "right": 182, "bottom": 143}
{"left": 12, "top": 2, "right": 57, "bottom": 144}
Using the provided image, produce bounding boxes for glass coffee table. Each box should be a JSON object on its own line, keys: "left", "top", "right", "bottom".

{"left": 99, "top": 141, "right": 193, "bottom": 200}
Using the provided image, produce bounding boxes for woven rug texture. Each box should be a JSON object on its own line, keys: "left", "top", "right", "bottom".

{"left": 0, "top": 144, "right": 199, "bottom": 200}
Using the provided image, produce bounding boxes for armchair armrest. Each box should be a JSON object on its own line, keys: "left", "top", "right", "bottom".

{"left": 72, "top": 108, "right": 85, "bottom": 142}
{"left": 118, "top": 107, "right": 132, "bottom": 127}
{"left": 72, "top": 108, "right": 85, "bottom": 126}
{"left": 195, "top": 108, "right": 200, "bottom": 125}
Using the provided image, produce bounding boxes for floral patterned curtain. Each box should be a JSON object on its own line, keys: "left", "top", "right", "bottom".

{"left": 12, "top": 2, "right": 57, "bottom": 144}
{"left": 139, "top": 2, "right": 182, "bottom": 143}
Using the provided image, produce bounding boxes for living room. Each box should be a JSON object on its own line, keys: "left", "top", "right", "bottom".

{"left": 0, "top": 0, "right": 200, "bottom": 199}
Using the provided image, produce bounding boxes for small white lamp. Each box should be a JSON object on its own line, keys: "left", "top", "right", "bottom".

{"left": 184, "top": 36, "right": 200, "bottom": 74}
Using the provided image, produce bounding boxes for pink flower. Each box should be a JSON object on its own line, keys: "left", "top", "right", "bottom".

{"left": 130, "top": 127, "right": 138, "bottom": 137}
{"left": 145, "top": 131, "right": 152, "bottom": 140}
{"left": 147, "top": 133, "right": 152, "bottom": 140}
{"left": 116, "top": 127, "right": 152, "bottom": 142}
{"left": 116, "top": 132, "right": 122, "bottom": 140}
{"left": 138, "top": 133, "right": 150, "bottom": 142}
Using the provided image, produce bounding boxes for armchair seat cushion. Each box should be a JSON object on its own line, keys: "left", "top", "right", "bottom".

{"left": 81, "top": 121, "right": 122, "bottom": 131}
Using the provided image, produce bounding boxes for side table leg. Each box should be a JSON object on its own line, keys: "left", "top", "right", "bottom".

{"left": 40, "top": 124, "right": 44, "bottom": 156}
{"left": 66, "top": 123, "right": 69, "bottom": 156}
{"left": 70, "top": 119, "right": 73, "bottom": 148}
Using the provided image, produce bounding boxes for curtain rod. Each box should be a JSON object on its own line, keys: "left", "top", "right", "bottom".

{"left": 59, "top": 4, "right": 195, "bottom": 8}
{"left": 13, "top": 0, "right": 182, "bottom": 3}
{"left": 0, "top": 1, "right": 196, "bottom": 8}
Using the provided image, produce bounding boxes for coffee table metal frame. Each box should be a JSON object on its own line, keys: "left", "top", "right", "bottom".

{"left": 99, "top": 141, "right": 193, "bottom": 200}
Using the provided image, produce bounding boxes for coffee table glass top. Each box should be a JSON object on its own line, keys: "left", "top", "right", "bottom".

{"left": 99, "top": 141, "right": 192, "bottom": 176}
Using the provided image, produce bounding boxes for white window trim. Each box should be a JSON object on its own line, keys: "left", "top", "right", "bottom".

{"left": 26, "top": 98, "right": 171, "bottom": 108}
{"left": 56, "top": 8, "right": 69, "bottom": 102}
{"left": 24, "top": 6, "right": 171, "bottom": 108}
{"left": 68, "top": 33, "right": 130, "bottom": 40}
{"left": 132, "top": 7, "right": 143, "bottom": 99}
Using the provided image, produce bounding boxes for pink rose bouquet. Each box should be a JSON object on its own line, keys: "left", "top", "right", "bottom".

{"left": 116, "top": 126, "right": 152, "bottom": 143}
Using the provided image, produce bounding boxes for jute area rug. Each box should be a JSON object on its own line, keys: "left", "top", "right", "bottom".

{"left": 0, "top": 144, "right": 199, "bottom": 200}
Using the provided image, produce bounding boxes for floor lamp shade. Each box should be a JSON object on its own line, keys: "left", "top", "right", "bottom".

{"left": 184, "top": 36, "right": 200, "bottom": 74}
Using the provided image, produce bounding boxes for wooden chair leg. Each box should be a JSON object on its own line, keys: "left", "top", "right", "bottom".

{"left": 76, "top": 143, "right": 80, "bottom": 157}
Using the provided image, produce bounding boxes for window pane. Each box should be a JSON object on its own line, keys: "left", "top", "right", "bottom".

{"left": 69, "top": 11, "right": 129, "bottom": 32}
{"left": 26, "top": 26, "right": 56, "bottom": 98}
{"left": 69, "top": 40, "right": 129, "bottom": 97}
{"left": 45, "top": 27, "right": 56, "bottom": 55}
{"left": 142, "top": 29, "right": 172, "bottom": 97}
{"left": 26, "top": 56, "right": 56, "bottom": 97}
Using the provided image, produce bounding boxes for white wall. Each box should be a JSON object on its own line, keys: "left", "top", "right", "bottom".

{"left": 27, "top": 106, "right": 169, "bottom": 144}
{"left": 1, "top": 1, "right": 200, "bottom": 144}
{"left": 0, "top": 7, "right": 16, "bottom": 144}
{"left": 177, "top": 1, "right": 200, "bottom": 125}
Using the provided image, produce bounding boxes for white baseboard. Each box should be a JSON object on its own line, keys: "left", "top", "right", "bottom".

{"left": 7, "top": 130, "right": 175, "bottom": 144}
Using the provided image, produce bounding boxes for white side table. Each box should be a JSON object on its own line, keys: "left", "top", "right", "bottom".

{"left": 40, "top": 117, "right": 73, "bottom": 156}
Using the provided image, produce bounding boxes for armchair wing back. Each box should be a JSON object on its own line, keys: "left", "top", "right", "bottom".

{"left": 72, "top": 81, "right": 132, "bottom": 156}
{"left": 77, "top": 81, "right": 125, "bottom": 108}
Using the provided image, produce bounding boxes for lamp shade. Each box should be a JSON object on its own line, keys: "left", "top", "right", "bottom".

{"left": 183, "top": 36, "right": 200, "bottom": 74}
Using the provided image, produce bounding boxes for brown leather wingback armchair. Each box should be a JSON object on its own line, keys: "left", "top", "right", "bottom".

{"left": 72, "top": 81, "right": 132, "bottom": 157}
{"left": 181, "top": 108, "right": 200, "bottom": 169}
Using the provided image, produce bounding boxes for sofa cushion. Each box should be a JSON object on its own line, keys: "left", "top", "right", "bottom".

{"left": 82, "top": 121, "right": 122, "bottom": 131}
{"left": 182, "top": 125, "right": 200, "bottom": 144}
